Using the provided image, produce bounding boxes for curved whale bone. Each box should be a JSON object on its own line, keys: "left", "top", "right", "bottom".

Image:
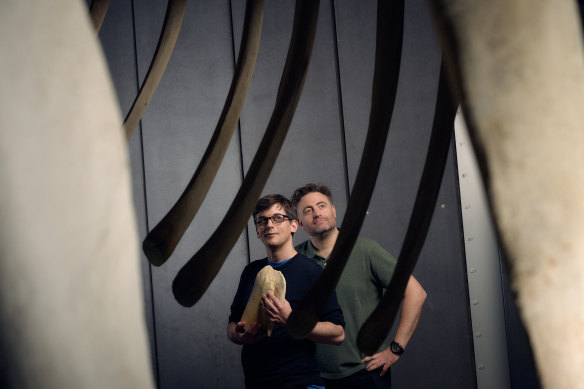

{"left": 357, "top": 62, "right": 458, "bottom": 354}
{"left": 287, "top": 0, "right": 405, "bottom": 339}
{"left": 123, "top": 0, "right": 187, "bottom": 140}
{"left": 89, "top": 0, "right": 111, "bottom": 34}
{"left": 427, "top": 1, "right": 584, "bottom": 387}
{"left": 172, "top": 0, "right": 320, "bottom": 307}
{"left": 142, "top": 0, "right": 264, "bottom": 266}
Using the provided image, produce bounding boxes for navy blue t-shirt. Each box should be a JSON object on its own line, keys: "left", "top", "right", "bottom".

{"left": 229, "top": 253, "right": 344, "bottom": 388}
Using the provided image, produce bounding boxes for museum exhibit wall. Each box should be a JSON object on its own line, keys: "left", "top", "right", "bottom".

{"left": 93, "top": 0, "right": 539, "bottom": 387}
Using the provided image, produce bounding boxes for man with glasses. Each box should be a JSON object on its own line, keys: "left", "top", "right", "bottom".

{"left": 292, "top": 184, "right": 427, "bottom": 389}
{"left": 228, "top": 194, "right": 345, "bottom": 389}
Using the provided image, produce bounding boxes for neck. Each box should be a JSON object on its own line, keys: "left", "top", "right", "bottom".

{"left": 265, "top": 243, "right": 297, "bottom": 263}
{"left": 309, "top": 227, "right": 339, "bottom": 259}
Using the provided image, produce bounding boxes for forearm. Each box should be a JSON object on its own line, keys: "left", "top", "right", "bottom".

{"left": 261, "top": 292, "right": 345, "bottom": 345}
{"left": 306, "top": 322, "right": 345, "bottom": 345}
{"left": 393, "top": 276, "right": 426, "bottom": 348}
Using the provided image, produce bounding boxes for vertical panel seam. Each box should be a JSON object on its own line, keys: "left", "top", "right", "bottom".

{"left": 130, "top": 0, "right": 160, "bottom": 386}
{"left": 229, "top": 0, "right": 252, "bottom": 265}
{"left": 329, "top": 0, "right": 351, "bottom": 201}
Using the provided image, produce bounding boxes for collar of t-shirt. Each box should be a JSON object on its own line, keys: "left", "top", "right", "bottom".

{"left": 268, "top": 256, "right": 294, "bottom": 268}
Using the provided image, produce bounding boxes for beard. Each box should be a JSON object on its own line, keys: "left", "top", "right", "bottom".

{"left": 308, "top": 219, "right": 336, "bottom": 236}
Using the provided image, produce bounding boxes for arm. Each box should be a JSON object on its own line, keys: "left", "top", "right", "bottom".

{"left": 261, "top": 291, "right": 345, "bottom": 345}
{"left": 362, "top": 275, "right": 426, "bottom": 375}
{"left": 305, "top": 321, "right": 345, "bottom": 345}
{"left": 394, "top": 274, "right": 427, "bottom": 348}
{"left": 227, "top": 321, "right": 267, "bottom": 345}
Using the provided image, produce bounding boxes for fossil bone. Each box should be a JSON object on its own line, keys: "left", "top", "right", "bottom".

{"left": 240, "top": 266, "right": 286, "bottom": 337}
{"left": 122, "top": 0, "right": 187, "bottom": 139}
{"left": 88, "top": 0, "right": 110, "bottom": 34}
{"left": 142, "top": 0, "right": 264, "bottom": 266}
{"left": 0, "top": 0, "right": 154, "bottom": 387}
{"left": 428, "top": 0, "right": 584, "bottom": 387}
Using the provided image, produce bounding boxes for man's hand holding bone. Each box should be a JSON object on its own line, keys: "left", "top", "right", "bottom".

{"left": 231, "top": 321, "right": 267, "bottom": 344}
{"left": 260, "top": 291, "right": 292, "bottom": 326}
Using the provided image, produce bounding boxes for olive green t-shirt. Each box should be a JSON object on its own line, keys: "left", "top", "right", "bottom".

{"left": 295, "top": 235, "right": 397, "bottom": 379}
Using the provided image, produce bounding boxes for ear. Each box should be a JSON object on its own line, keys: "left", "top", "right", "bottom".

{"left": 332, "top": 205, "right": 336, "bottom": 218}
{"left": 290, "top": 219, "right": 299, "bottom": 233}
{"left": 256, "top": 225, "right": 261, "bottom": 239}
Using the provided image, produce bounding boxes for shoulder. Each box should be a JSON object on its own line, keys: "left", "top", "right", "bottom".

{"left": 355, "top": 235, "right": 389, "bottom": 251}
{"left": 248, "top": 257, "right": 268, "bottom": 268}
{"left": 241, "top": 258, "right": 268, "bottom": 276}
{"left": 353, "top": 236, "right": 396, "bottom": 263}
{"left": 284, "top": 254, "right": 322, "bottom": 285}
{"left": 289, "top": 253, "right": 322, "bottom": 271}
{"left": 292, "top": 253, "right": 317, "bottom": 265}
{"left": 353, "top": 236, "right": 384, "bottom": 253}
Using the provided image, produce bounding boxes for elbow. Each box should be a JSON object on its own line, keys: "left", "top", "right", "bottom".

{"left": 419, "top": 288, "right": 428, "bottom": 304}
{"left": 227, "top": 323, "right": 240, "bottom": 345}
{"left": 412, "top": 288, "right": 427, "bottom": 310}
{"left": 310, "top": 323, "right": 345, "bottom": 345}
{"left": 406, "top": 277, "right": 427, "bottom": 306}
{"left": 332, "top": 327, "right": 345, "bottom": 346}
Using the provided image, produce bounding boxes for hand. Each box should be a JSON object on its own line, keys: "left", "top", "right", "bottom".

{"left": 231, "top": 321, "right": 267, "bottom": 345}
{"left": 362, "top": 348, "right": 399, "bottom": 376}
{"left": 260, "top": 291, "right": 291, "bottom": 326}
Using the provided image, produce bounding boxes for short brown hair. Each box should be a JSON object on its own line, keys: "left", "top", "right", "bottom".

{"left": 252, "top": 194, "right": 298, "bottom": 223}
{"left": 291, "top": 183, "right": 334, "bottom": 207}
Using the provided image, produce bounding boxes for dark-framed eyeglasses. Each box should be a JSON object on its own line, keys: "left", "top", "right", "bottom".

{"left": 255, "top": 214, "right": 292, "bottom": 227}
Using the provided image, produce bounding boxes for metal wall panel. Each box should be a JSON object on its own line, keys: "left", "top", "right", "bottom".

{"left": 93, "top": 1, "right": 534, "bottom": 388}
{"left": 134, "top": 1, "right": 247, "bottom": 387}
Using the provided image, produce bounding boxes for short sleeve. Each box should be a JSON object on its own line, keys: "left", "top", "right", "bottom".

{"left": 366, "top": 238, "right": 398, "bottom": 289}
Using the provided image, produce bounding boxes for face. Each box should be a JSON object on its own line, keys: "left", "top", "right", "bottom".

{"left": 296, "top": 192, "right": 337, "bottom": 236}
{"left": 255, "top": 203, "right": 298, "bottom": 248}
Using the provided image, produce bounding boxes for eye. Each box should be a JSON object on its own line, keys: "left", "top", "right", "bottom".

{"left": 256, "top": 217, "right": 267, "bottom": 226}
{"left": 304, "top": 208, "right": 313, "bottom": 215}
{"left": 272, "top": 214, "right": 284, "bottom": 222}
{"left": 318, "top": 203, "right": 326, "bottom": 209}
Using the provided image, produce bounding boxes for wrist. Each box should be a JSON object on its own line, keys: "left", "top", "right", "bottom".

{"left": 390, "top": 340, "right": 405, "bottom": 356}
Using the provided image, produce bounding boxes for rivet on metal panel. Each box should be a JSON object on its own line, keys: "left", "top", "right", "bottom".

{"left": 472, "top": 300, "right": 479, "bottom": 305}
{"left": 467, "top": 236, "right": 474, "bottom": 242}
{"left": 470, "top": 267, "right": 476, "bottom": 273}
{"left": 475, "top": 331, "right": 482, "bottom": 338}
{"left": 478, "top": 364, "right": 486, "bottom": 371}
{"left": 440, "top": 203, "right": 446, "bottom": 208}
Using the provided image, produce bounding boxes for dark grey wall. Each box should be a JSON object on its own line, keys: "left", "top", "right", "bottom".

{"left": 96, "top": 0, "right": 476, "bottom": 387}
